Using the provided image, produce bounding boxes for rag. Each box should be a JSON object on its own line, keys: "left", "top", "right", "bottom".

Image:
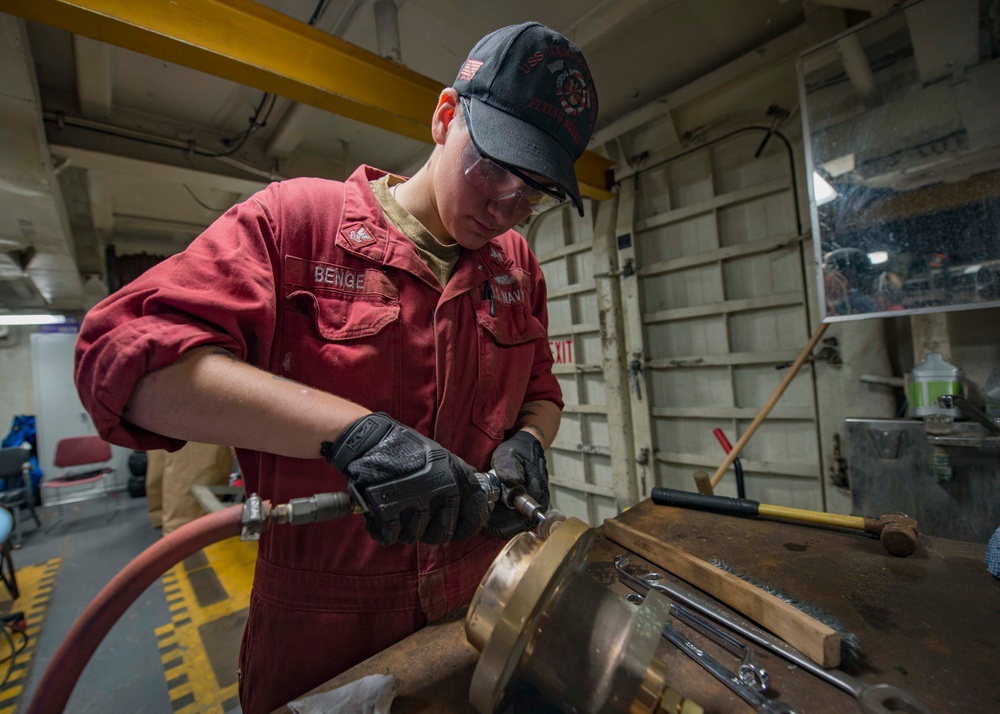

{"left": 288, "top": 674, "right": 401, "bottom": 714}
{"left": 986, "top": 527, "right": 1000, "bottom": 579}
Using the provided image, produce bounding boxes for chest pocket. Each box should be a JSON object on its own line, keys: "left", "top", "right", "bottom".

{"left": 473, "top": 300, "right": 547, "bottom": 440}
{"left": 280, "top": 258, "right": 401, "bottom": 412}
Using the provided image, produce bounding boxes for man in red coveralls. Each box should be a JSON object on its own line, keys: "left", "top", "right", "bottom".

{"left": 75, "top": 22, "right": 598, "bottom": 713}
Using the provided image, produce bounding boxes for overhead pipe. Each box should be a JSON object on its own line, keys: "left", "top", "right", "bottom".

{"left": 42, "top": 111, "right": 284, "bottom": 182}
{"left": 267, "top": 0, "right": 367, "bottom": 161}
{"left": 374, "top": 0, "right": 402, "bottom": 64}
{"left": 836, "top": 33, "right": 877, "bottom": 104}
{"left": 268, "top": 0, "right": 403, "bottom": 161}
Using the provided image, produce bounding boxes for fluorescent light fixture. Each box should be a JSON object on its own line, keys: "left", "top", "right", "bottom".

{"left": 0, "top": 314, "right": 68, "bottom": 326}
{"left": 812, "top": 172, "right": 838, "bottom": 206}
{"left": 867, "top": 251, "right": 889, "bottom": 265}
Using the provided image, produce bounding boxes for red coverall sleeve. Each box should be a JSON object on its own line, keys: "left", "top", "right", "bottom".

{"left": 522, "top": 248, "right": 564, "bottom": 411}
{"left": 74, "top": 186, "right": 283, "bottom": 451}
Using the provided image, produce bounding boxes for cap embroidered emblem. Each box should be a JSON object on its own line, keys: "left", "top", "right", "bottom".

{"left": 556, "top": 68, "right": 591, "bottom": 116}
{"left": 458, "top": 59, "right": 484, "bottom": 81}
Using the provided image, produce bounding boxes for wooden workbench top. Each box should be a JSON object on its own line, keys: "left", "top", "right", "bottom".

{"left": 275, "top": 500, "right": 1000, "bottom": 713}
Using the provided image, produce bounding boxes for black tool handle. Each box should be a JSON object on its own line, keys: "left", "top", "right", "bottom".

{"left": 650, "top": 487, "right": 761, "bottom": 518}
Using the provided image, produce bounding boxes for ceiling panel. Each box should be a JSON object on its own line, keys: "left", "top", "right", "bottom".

{"left": 1, "top": 0, "right": 821, "bottom": 314}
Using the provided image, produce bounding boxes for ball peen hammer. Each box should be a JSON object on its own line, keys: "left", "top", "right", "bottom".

{"left": 651, "top": 488, "right": 919, "bottom": 557}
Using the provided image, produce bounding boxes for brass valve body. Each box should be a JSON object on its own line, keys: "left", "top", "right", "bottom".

{"left": 465, "top": 518, "right": 701, "bottom": 714}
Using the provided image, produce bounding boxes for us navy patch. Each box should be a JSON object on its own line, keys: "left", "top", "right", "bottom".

{"left": 490, "top": 271, "right": 529, "bottom": 306}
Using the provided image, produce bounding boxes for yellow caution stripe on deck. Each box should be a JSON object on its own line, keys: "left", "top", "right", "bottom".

{"left": 0, "top": 557, "right": 62, "bottom": 714}
{"left": 156, "top": 537, "right": 255, "bottom": 713}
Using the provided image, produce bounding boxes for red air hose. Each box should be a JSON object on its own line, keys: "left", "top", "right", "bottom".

{"left": 26, "top": 504, "right": 244, "bottom": 714}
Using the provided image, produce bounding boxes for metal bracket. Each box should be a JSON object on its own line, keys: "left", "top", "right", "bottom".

{"left": 865, "top": 427, "right": 904, "bottom": 460}
{"left": 776, "top": 337, "right": 841, "bottom": 370}
{"left": 636, "top": 447, "right": 650, "bottom": 466}
{"left": 628, "top": 352, "right": 645, "bottom": 400}
{"left": 828, "top": 432, "right": 849, "bottom": 488}
{"left": 594, "top": 258, "right": 636, "bottom": 280}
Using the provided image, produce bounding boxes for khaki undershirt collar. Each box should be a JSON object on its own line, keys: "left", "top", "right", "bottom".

{"left": 371, "top": 174, "right": 460, "bottom": 288}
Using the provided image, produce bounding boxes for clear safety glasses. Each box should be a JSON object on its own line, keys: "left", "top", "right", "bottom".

{"left": 461, "top": 128, "right": 566, "bottom": 216}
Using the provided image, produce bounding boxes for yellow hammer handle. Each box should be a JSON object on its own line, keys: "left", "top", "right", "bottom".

{"left": 758, "top": 503, "right": 866, "bottom": 531}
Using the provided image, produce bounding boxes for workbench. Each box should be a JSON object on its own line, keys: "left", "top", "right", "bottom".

{"left": 274, "top": 499, "right": 1000, "bottom": 713}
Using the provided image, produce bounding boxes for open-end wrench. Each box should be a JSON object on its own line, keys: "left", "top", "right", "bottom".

{"left": 628, "top": 592, "right": 796, "bottom": 714}
{"left": 614, "top": 556, "right": 932, "bottom": 714}
{"left": 623, "top": 573, "right": 770, "bottom": 692}
{"left": 671, "top": 601, "right": 770, "bottom": 692}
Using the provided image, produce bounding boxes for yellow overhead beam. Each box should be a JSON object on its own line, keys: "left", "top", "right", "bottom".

{"left": 1, "top": 0, "right": 613, "bottom": 199}
{"left": 3, "top": 0, "right": 440, "bottom": 141}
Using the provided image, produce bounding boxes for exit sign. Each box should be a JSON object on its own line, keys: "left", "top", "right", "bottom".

{"left": 549, "top": 338, "right": 574, "bottom": 365}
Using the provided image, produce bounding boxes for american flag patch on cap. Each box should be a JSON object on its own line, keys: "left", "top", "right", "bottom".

{"left": 458, "top": 59, "right": 484, "bottom": 81}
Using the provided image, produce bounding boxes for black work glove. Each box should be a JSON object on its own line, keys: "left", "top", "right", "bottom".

{"left": 322, "top": 413, "right": 491, "bottom": 545}
{"left": 487, "top": 431, "right": 550, "bottom": 540}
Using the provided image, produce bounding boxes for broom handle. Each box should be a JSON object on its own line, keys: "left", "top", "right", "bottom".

{"left": 710, "top": 323, "right": 829, "bottom": 488}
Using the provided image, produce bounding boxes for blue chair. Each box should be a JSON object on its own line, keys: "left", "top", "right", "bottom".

{"left": 0, "top": 446, "right": 41, "bottom": 547}
{"left": 0, "top": 508, "right": 17, "bottom": 599}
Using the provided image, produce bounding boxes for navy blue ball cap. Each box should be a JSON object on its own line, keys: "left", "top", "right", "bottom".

{"left": 453, "top": 22, "right": 599, "bottom": 216}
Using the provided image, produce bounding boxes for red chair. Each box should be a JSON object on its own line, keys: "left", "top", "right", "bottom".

{"left": 42, "top": 436, "right": 118, "bottom": 519}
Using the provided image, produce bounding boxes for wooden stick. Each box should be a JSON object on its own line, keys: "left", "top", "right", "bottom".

{"left": 710, "top": 322, "right": 829, "bottom": 488}
{"left": 605, "top": 518, "right": 841, "bottom": 667}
